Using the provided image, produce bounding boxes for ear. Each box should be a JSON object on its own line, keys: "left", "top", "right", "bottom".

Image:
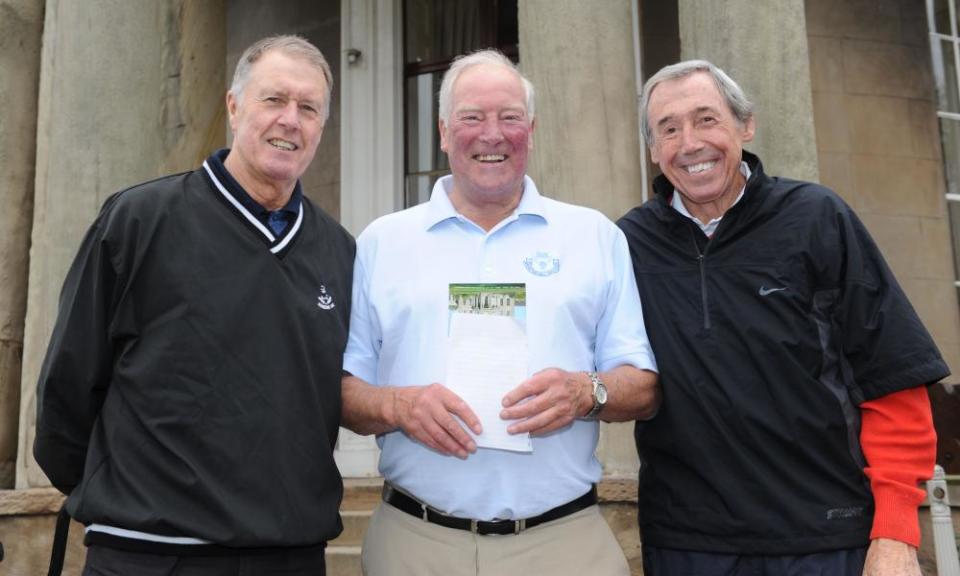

{"left": 439, "top": 118, "right": 449, "bottom": 153}
{"left": 527, "top": 117, "right": 536, "bottom": 150}
{"left": 741, "top": 116, "right": 756, "bottom": 143}
{"left": 649, "top": 141, "right": 661, "bottom": 165}
{"left": 226, "top": 91, "right": 239, "bottom": 132}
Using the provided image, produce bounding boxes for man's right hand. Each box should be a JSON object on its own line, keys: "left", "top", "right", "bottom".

{"left": 342, "top": 374, "right": 482, "bottom": 458}
{"left": 391, "top": 384, "right": 481, "bottom": 459}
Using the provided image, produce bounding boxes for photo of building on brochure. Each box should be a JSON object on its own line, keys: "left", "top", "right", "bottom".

{"left": 448, "top": 283, "right": 527, "bottom": 329}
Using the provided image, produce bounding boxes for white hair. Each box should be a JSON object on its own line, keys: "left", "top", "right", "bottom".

{"left": 230, "top": 35, "right": 334, "bottom": 122}
{"left": 641, "top": 59, "right": 754, "bottom": 145}
{"left": 438, "top": 49, "right": 535, "bottom": 124}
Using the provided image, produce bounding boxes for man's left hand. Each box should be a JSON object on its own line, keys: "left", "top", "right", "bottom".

{"left": 863, "top": 538, "right": 921, "bottom": 576}
{"left": 499, "top": 368, "right": 589, "bottom": 436}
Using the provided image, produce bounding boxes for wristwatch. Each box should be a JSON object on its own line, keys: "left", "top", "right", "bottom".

{"left": 583, "top": 371, "right": 607, "bottom": 420}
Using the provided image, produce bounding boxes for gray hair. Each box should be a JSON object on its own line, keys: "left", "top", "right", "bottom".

{"left": 438, "top": 49, "right": 535, "bottom": 125}
{"left": 230, "top": 35, "right": 334, "bottom": 122}
{"left": 641, "top": 59, "right": 753, "bottom": 145}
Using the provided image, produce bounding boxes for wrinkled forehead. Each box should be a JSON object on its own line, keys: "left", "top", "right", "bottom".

{"left": 250, "top": 50, "right": 329, "bottom": 90}
{"left": 649, "top": 72, "right": 728, "bottom": 117}
{"left": 452, "top": 64, "right": 527, "bottom": 109}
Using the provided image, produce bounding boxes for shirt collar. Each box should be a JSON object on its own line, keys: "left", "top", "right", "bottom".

{"left": 208, "top": 148, "right": 302, "bottom": 218}
{"left": 423, "top": 174, "right": 547, "bottom": 231}
{"left": 670, "top": 160, "right": 751, "bottom": 235}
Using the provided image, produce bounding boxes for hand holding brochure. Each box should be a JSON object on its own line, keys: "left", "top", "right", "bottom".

{"left": 446, "top": 284, "right": 531, "bottom": 453}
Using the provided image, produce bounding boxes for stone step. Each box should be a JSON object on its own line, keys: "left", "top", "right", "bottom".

{"left": 336, "top": 478, "right": 381, "bottom": 548}
{"left": 327, "top": 478, "right": 380, "bottom": 573}
{"left": 326, "top": 545, "right": 362, "bottom": 576}
{"left": 332, "top": 510, "right": 371, "bottom": 547}
{"left": 341, "top": 478, "right": 382, "bottom": 511}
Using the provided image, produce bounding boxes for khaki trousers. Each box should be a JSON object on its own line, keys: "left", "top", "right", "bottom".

{"left": 361, "top": 501, "right": 630, "bottom": 576}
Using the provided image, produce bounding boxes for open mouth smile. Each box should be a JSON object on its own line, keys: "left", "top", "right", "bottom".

{"left": 684, "top": 161, "right": 716, "bottom": 174}
{"left": 268, "top": 138, "right": 298, "bottom": 151}
{"left": 474, "top": 154, "right": 507, "bottom": 163}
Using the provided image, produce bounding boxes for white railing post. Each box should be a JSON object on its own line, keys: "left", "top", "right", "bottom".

{"left": 928, "top": 465, "right": 960, "bottom": 576}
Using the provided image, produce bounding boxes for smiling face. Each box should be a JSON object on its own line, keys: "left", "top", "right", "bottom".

{"left": 224, "top": 49, "right": 328, "bottom": 206}
{"left": 647, "top": 71, "right": 755, "bottom": 220}
{"left": 439, "top": 63, "right": 533, "bottom": 208}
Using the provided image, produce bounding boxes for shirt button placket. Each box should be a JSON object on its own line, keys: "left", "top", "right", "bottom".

{"left": 480, "top": 236, "right": 495, "bottom": 282}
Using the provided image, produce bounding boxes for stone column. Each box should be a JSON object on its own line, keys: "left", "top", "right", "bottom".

{"left": 16, "top": 0, "right": 226, "bottom": 488}
{"left": 518, "top": 0, "right": 645, "bottom": 220}
{"left": 0, "top": 0, "right": 44, "bottom": 489}
{"left": 677, "top": 0, "right": 819, "bottom": 181}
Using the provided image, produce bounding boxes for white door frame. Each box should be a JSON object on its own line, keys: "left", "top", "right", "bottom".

{"left": 339, "top": 0, "right": 404, "bottom": 237}
{"left": 336, "top": 0, "right": 404, "bottom": 478}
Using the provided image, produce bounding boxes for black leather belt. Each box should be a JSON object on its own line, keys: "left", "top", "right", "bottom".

{"left": 381, "top": 482, "right": 597, "bottom": 535}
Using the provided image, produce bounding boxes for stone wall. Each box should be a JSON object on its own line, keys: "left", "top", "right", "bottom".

{"left": 0, "top": 489, "right": 85, "bottom": 575}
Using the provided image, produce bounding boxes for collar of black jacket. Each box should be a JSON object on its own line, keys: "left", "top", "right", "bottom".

{"left": 643, "top": 150, "right": 767, "bottom": 243}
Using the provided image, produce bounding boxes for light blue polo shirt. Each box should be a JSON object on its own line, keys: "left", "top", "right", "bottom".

{"left": 343, "top": 175, "right": 657, "bottom": 520}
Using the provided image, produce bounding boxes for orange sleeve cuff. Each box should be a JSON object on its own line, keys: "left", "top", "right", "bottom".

{"left": 860, "top": 386, "right": 936, "bottom": 547}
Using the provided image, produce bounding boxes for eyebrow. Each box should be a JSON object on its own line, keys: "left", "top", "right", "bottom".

{"left": 455, "top": 105, "right": 526, "bottom": 115}
{"left": 257, "top": 89, "right": 322, "bottom": 108}
{"left": 655, "top": 105, "right": 721, "bottom": 129}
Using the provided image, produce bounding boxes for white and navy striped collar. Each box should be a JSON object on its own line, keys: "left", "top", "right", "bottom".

{"left": 201, "top": 156, "right": 304, "bottom": 255}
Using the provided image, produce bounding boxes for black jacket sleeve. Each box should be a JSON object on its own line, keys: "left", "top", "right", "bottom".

{"left": 832, "top": 203, "right": 950, "bottom": 402}
{"left": 33, "top": 198, "right": 124, "bottom": 494}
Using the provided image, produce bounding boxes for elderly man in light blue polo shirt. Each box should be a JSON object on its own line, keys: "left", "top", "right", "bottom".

{"left": 341, "top": 49, "right": 661, "bottom": 576}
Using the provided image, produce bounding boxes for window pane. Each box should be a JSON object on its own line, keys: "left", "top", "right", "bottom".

{"left": 497, "top": 2, "right": 519, "bottom": 51}
{"left": 939, "top": 40, "right": 960, "bottom": 112}
{"left": 405, "top": 174, "right": 440, "bottom": 207}
{"left": 932, "top": 0, "right": 951, "bottom": 34}
{"left": 405, "top": 0, "right": 518, "bottom": 65}
{"left": 941, "top": 119, "right": 960, "bottom": 197}
{"left": 406, "top": 0, "right": 482, "bottom": 64}
{"left": 405, "top": 72, "right": 449, "bottom": 177}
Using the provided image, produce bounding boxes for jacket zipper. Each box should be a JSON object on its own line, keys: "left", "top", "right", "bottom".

{"left": 698, "top": 253, "right": 710, "bottom": 330}
{"left": 689, "top": 228, "right": 711, "bottom": 330}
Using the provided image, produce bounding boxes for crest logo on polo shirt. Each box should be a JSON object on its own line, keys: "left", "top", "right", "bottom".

{"left": 523, "top": 251, "right": 560, "bottom": 277}
{"left": 317, "top": 285, "right": 335, "bottom": 310}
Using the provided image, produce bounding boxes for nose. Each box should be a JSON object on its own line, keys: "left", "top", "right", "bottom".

{"left": 678, "top": 125, "right": 703, "bottom": 154}
{"left": 478, "top": 117, "right": 504, "bottom": 144}
{"left": 277, "top": 101, "right": 301, "bottom": 129}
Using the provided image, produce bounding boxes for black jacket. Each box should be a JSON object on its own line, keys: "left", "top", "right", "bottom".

{"left": 617, "top": 152, "right": 948, "bottom": 554}
{"left": 34, "top": 155, "right": 354, "bottom": 550}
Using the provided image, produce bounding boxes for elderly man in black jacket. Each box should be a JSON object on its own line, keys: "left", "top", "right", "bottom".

{"left": 34, "top": 35, "right": 353, "bottom": 576}
{"left": 618, "top": 59, "right": 948, "bottom": 576}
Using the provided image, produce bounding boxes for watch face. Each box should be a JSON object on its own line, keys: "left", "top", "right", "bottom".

{"left": 596, "top": 384, "right": 608, "bottom": 404}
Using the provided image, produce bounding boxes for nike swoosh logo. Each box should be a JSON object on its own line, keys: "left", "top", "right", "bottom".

{"left": 759, "top": 286, "right": 787, "bottom": 296}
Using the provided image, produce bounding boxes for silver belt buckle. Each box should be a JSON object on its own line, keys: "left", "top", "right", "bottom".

{"left": 514, "top": 518, "right": 526, "bottom": 535}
